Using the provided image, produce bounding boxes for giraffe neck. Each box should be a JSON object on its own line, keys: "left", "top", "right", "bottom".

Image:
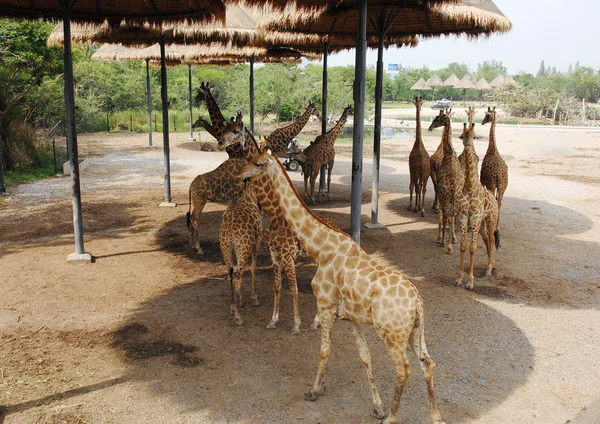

{"left": 267, "top": 106, "right": 313, "bottom": 146}
{"left": 266, "top": 158, "right": 347, "bottom": 259}
{"left": 203, "top": 90, "right": 226, "bottom": 128}
{"left": 463, "top": 142, "right": 479, "bottom": 193}
{"left": 413, "top": 105, "right": 423, "bottom": 150}
{"left": 442, "top": 120, "right": 455, "bottom": 158}
{"left": 486, "top": 118, "right": 498, "bottom": 155}
{"left": 252, "top": 174, "right": 285, "bottom": 225}
{"left": 324, "top": 110, "right": 349, "bottom": 144}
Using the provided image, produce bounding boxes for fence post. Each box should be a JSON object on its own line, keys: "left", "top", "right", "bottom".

{"left": 130, "top": 113, "right": 133, "bottom": 132}
{"left": 173, "top": 112, "right": 177, "bottom": 132}
{"left": 106, "top": 114, "right": 110, "bottom": 132}
{"left": 154, "top": 113, "right": 157, "bottom": 132}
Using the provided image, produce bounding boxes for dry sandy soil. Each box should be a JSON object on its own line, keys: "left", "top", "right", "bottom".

{"left": 1, "top": 110, "right": 600, "bottom": 424}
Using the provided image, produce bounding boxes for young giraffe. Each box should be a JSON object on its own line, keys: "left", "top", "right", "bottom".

{"left": 219, "top": 181, "right": 263, "bottom": 326}
{"left": 300, "top": 105, "right": 354, "bottom": 204}
{"left": 221, "top": 118, "right": 340, "bottom": 334}
{"left": 238, "top": 150, "right": 443, "bottom": 424}
{"left": 429, "top": 109, "right": 464, "bottom": 253}
{"left": 428, "top": 109, "right": 451, "bottom": 212}
{"left": 458, "top": 106, "right": 479, "bottom": 172}
{"left": 408, "top": 96, "right": 431, "bottom": 216}
{"left": 481, "top": 106, "right": 508, "bottom": 230}
{"left": 265, "top": 102, "right": 320, "bottom": 155}
{"left": 456, "top": 123, "right": 500, "bottom": 289}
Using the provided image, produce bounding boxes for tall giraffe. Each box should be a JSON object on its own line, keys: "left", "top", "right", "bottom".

{"left": 237, "top": 150, "right": 443, "bottom": 424}
{"left": 429, "top": 109, "right": 464, "bottom": 253}
{"left": 220, "top": 181, "right": 263, "bottom": 326}
{"left": 265, "top": 102, "right": 320, "bottom": 155}
{"left": 456, "top": 123, "right": 499, "bottom": 289}
{"left": 300, "top": 105, "right": 353, "bottom": 204}
{"left": 458, "top": 106, "right": 479, "bottom": 172}
{"left": 408, "top": 96, "right": 431, "bottom": 216}
{"left": 428, "top": 109, "right": 450, "bottom": 212}
{"left": 481, "top": 106, "right": 508, "bottom": 230}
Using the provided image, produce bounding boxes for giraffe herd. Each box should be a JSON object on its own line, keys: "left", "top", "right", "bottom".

{"left": 182, "top": 83, "right": 509, "bottom": 423}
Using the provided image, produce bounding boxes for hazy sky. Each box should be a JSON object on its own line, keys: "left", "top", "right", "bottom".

{"left": 309, "top": 1, "right": 600, "bottom": 75}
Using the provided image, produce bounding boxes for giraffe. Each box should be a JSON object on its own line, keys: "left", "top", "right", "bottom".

{"left": 428, "top": 109, "right": 464, "bottom": 253}
{"left": 458, "top": 106, "right": 479, "bottom": 172}
{"left": 301, "top": 105, "right": 354, "bottom": 204}
{"left": 265, "top": 102, "right": 320, "bottom": 155}
{"left": 481, "top": 106, "right": 508, "bottom": 230}
{"left": 219, "top": 181, "right": 263, "bottom": 326}
{"left": 456, "top": 123, "right": 500, "bottom": 289}
{"left": 186, "top": 158, "right": 246, "bottom": 254}
{"left": 220, "top": 119, "right": 341, "bottom": 334}
{"left": 237, "top": 149, "right": 443, "bottom": 424}
{"left": 408, "top": 96, "right": 431, "bottom": 216}
{"left": 428, "top": 109, "right": 449, "bottom": 212}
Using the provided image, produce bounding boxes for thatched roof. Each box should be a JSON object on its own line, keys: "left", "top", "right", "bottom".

{"left": 411, "top": 78, "right": 431, "bottom": 90}
{"left": 244, "top": 0, "right": 458, "bottom": 12}
{"left": 426, "top": 74, "right": 444, "bottom": 86}
{"left": 443, "top": 73, "right": 460, "bottom": 86}
{"left": 0, "top": 0, "right": 226, "bottom": 25}
{"left": 489, "top": 74, "right": 504, "bottom": 87}
{"left": 503, "top": 75, "right": 517, "bottom": 85}
{"left": 261, "top": 0, "right": 511, "bottom": 41}
{"left": 474, "top": 77, "right": 491, "bottom": 90}
{"left": 454, "top": 75, "right": 475, "bottom": 89}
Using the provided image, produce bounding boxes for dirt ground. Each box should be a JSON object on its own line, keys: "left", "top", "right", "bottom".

{"left": 1, "top": 110, "right": 600, "bottom": 424}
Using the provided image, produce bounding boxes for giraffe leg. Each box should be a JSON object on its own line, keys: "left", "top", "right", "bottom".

{"left": 282, "top": 255, "right": 301, "bottom": 335}
{"left": 382, "top": 343, "right": 413, "bottom": 424}
{"left": 455, "top": 214, "right": 469, "bottom": 287}
{"left": 303, "top": 164, "right": 310, "bottom": 199}
{"left": 431, "top": 175, "right": 439, "bottom": 211}
{"left": 450, "top": 214, "right": 457, "bottom": 244}
{"left": 191, "top": 198, "right": 207, "bottom": 254}
{"left": 408, "top": 178, "right": 414, "bottom": 211}
{"left": 220, "top": 238, "right": 235, "bottom": 316}
{"left": 326, "top": 162, "right": 333, "bottom": 200}
{"left": 496, "top": 184, "right": 506, "bottom": 230}
{"left": 446, "top": 216, "right": 455, "bottom": 254}
{"left": 305, "top": 306, "right": 334, "bottom": 401}
{"left": 436, "top": 209, "right": 444, "bottom": 245}
{"left": 310, "top": 169, "right": 318, "bottom": 205}
{"left": 351, "top": 323, "right": 385, "bottom": 419}
{"left": 408, "top": 310, "right": 444, "bottom": 424}
{"left": 267, "top": 250, "right": 282, "bottom": 330}
{"left": 250, "top": 249, "right": 260, "bottom": 307}
{"left": 484, "top": 216, "right": 496, "bottom": 277}
{"left": 465, "top": 220, "right": 482, "bottom": 290}
{"left": 420, "top": 177, "right": 427, "bottom": 217}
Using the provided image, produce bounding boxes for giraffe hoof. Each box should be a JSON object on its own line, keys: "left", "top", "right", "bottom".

{"left": 464, "top": 284, "right": 474, "bottom": 290}
{"left": 291, "top": 327, "right": 301, "bottom": 335}
{"left": 266, "top": 322, "right": 277, "bottom": 329}
{"left": 235, "top": 317, "right": 244, "bottom": 326}
{"left": 446, "top": 247, "right": 453, "bottom": 254}
{"left": 304, "top": 391, "right": 319, "bottom": 401}
{"left": 455, "top": 280, "right": 463, "bottom": 287}
{"left": 252, "top": 298, "right": 261, "bottom": 307}
{"left": 373, "top": 407, "right": 385, "bottom": 419}
{"left": 420, "top": 211, "right": 425, "bottom": 217}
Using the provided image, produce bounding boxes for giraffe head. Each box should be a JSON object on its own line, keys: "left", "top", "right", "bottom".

{"left": 459, "top": 122, "right": 476, "bottom": 146}
{"left": 343, "top": 105, "right": 354, "bottom": 116}
{"left": 307, "top": 101, "right": 321, "bottom": 120}
{"left": 194, "top": 81, "right": 211, "bottom": 106}
{"left": 412, "top": 96, "right": 424, "bottom": 110}
{"left": 481, "top": 106, "right": 496, "bottom": 126}
{"left": 236, "top": 149, "right": 275, "bottom": 184}
{"left": 465, "top": 106, "right": 477, "bottom": 124}
{"left": 428, "top": 109, "right": 451, "bottom": 131}
{"left": 217, "top": 112, "right": 245, "bottom": 151}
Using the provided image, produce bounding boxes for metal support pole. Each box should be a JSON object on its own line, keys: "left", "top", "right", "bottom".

{"left": 370, "top": 24, "right": 385, "bottom": 226}
{"left": 159, "top": 39, "right": 174, "bottom": 206}
{"left": 351, "top": 0, "right": 367, "bottom": 244}
{"left": 63, "top": 12, "right": 91, "bottom": 262}
{"left": 0, "top": 152, "right": 6, "bottom": 195}
{"left": 249, "top": 57, "right": 255, "bottom": 135}
{"left": 319, "top": 41, "right": 329, "bottom": 193}
{"left": 145, "top": 58, "right": 153, "bottom": 148}
{"left": 188, "top": 63, "right": 194, "bottom": 140}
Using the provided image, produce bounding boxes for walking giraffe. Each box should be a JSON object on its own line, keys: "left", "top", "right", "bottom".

{"left": 300, "top": 105, "right": 353, "bottom": 204}
{"left": 481, "top": 106, "right": 508, "bottom": 230}
{"left": 237, "top": 149, "right": 443, "bottom": 424}
{"left": 408, "top": 96, "right": 431, "bottom": 216}
{"left": 456, "top": 123, "right": 500, "bottom": 289}
{"left": 265, "top": 102, "right": 320, "bottom": 155}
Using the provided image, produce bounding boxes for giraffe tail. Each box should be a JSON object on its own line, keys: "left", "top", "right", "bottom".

{"left": 494, "top": 230, "right": 500, "bottom": 250}
{"left": 186, "top": 187, "right": 192, "bottom": 230}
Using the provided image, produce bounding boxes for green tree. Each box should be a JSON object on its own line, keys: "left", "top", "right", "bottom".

{"left": 475, "top": 60, "right": 507, "bottom": 83}
{"left": 537, "top": 60, "right": 546, "bottom": 77}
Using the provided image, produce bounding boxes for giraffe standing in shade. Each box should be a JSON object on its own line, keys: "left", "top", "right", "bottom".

{"left": 458, "top": 106, "right": 479, "bottom": 172}
{"left": 265, "top": 102, "right": 320, "bottom": 155}
{"left": 408, "top": 96, "right": 430, "bottom": 216}
{"left": 428, "top": 109, "right": 449, "bottom": 212}
{"left": 456, "top": 123, "right": 499, "bottom": 289}
{"left": 219, "top": 181, "right": 263, "bottom": 326}
{"left": 237, "top": 150, "right": 443, "bottom": 424}
{"left": 300, "top": 105, "right": 353, "bottom": 204}
{"left": 429, "top": 109, "right": 464, "bottom": 253}
{"left": 481, "top": 106, "right": 508, "bottom": 230}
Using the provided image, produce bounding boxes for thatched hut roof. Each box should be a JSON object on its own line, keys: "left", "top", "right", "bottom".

{"left": 474, "top": 77, "right": 491, "bottom": 90}
{"left": 503, "top": 75, "right": 517, "bottom": 85}
{"left": 489, "top": 74, "right": 505, "bottom": 87}
{"left": 443, "top": 73, "right": 460, "bottom": 86}
{"left": 260, "top": 0, "right": 512, "bottom": 40}
{"left": 427, "top": 74, "right": 444, "bottom": 86}
{"left": 411, "top": 77, "right": 431, "bottom": 90}
{"left": 0, "top": 0, "right": 226, "bottom": 25}
{"left": 454, "top": 75, "right": 475, "bottom": 89}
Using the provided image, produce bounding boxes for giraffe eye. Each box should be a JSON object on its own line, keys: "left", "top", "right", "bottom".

{"left": 255, "top": 162, "right": 264, "bottom": 167}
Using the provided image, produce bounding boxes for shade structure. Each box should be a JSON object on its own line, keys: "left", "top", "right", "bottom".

{"left": 443, "top": 73, "right": 460, "bottom": 86}
{"left": 263, "top": 0, "right": 512, "bottom": 242}
{"left": 489, "top": 74, "right": 505, "bottom": 87}
{"left": 474, "top": 77, "right": 491, "bottom": 90}
{"left": 503, "top": 75, "right": 517, "bottom": 85}
{"left": 427, "top": 74, "right": 444, "bottom": 86}
{"left": 454, "top": 75, "right": 475, "bottom": 106}
{"left": 0, "top": 0, "right": 228, "bottom": 262}
{"left": 411, "top": 77, "right": 432, "bottom": 90}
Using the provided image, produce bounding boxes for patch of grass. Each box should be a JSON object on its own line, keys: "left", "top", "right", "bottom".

{"left": 5, "top": 147, "right": 65, "bottom": 184}
{"left": 382, "top": 102, "right": 414, "bottom": 109}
